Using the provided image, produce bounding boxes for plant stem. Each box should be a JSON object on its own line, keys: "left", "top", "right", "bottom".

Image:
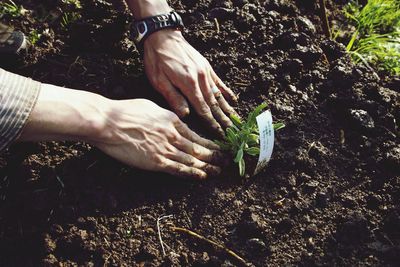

{"left": 319, "top": 0, "right": 331, "bottom": 38}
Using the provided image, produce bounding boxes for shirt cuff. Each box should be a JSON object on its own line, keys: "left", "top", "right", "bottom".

{"left": 0, "top": 68, "right": 41, "bottom": 152}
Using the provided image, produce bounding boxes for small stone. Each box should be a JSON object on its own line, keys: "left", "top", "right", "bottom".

{"left": 288, "top": 84, "right": 297, "bottom": 93}
{"left": 348, "top": 109, "right": 375, "bottom": 129}
{"left": 246, "top": 238, "right": 267, "bottom": 254}
{"left": 297, "top": 16, "right": 316, "bottom": 34}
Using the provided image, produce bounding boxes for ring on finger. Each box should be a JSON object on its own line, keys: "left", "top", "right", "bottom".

{"left": 211, "top": 85, "right": 222, "bottom": 99}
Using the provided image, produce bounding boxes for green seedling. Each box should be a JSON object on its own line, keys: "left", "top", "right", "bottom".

{"left": 0, "top": 0, "right": 26, "bottom": 18}
{"left": 28, "top": 29, "right": 41, "bottom": 45}
{"left": 61, "top": 12, "right": 81, "bottom": 28}
{"left": 215, "top": 103, "right": 285, "bottom": 177}
{"left": 343, "top": 0, "right": 400, "bottom": 75}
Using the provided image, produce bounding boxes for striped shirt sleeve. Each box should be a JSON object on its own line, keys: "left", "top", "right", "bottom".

{"left": 0, "top": 68, "right": 41, "bottom": 152}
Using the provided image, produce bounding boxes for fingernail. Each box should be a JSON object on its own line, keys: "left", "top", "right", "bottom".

{"left": 232, "top": 94, "right": 238, "bottom": 102}
{"left": 178, "top": 107, "right": 190, "bottom": 118}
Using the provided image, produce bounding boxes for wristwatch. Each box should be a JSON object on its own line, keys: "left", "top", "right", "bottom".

{"left": 130, "top": 11, "right": 184, "bottom": 51}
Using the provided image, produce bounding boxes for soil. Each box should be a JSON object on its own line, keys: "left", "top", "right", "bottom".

{"left": 1, "top": 0, "right": 399, "bottom": 266}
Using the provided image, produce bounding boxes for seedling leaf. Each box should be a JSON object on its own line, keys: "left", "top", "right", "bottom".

{"left": 273, "top": 122, "right": 285, "bottom": 131}
{"left": 230, "top": 114, "right": 242, "bottom": 128}
{"left": 245, "top": 147, "right": 260, "bottom": 156}
{"left": 238, "top": 158, "right": 245, "bottom": 177}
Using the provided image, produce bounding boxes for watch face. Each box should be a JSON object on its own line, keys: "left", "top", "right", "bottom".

{"left": 133, "top": 21, "right": 148, "bottom": 43}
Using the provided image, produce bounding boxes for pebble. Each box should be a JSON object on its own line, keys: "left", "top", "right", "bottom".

{"left": 297, "top": 16, "right": 316, "bottom": 34}
{"left": 246, "top": 238, "right": 267, "bottom": 253}
{"left": 288, "top": 84, "right": 297, "bottom": 93}
{"left": 348, "top": 109, "right": 375, "bottom": 129}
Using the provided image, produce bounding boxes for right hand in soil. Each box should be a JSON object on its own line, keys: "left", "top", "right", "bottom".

{"left": 143, "top": 30, "right": 238, "bottom": 136}
{"left": 19, "top": 86, "right": 222, "bottom": 179}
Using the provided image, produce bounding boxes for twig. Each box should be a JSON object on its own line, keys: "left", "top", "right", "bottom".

{"left": 319, "top": 0, "right": 331, "bottom": 38}
{"left": 214, "top": 18, "right": 220, "bottom": 34}
{"left": 170, "top": 226, "right": 250, "bottom": 266}
{"left": 157, "top": 215, "right": 173, "bottom": 257}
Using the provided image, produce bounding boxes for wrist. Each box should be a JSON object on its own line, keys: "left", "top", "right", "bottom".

{"left": 144, "top": 29, "right": 183, "bottom": 49}
{"left": 19, "top": 84, "right": 110, "bottom": 143}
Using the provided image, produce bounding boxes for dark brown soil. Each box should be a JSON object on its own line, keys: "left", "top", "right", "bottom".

{"left": 1, "top": 0, "right": 399, "bottom": 266}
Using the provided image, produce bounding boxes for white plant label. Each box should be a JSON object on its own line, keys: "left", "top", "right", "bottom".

{"left": 253, "top": 110, "right": 275, "bottom": 175}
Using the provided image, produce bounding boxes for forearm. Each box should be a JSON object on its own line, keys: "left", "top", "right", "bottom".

{"left": 125, "top": 0, "right": 171, "bottom": 19}
{"left": 19, "top": 83, "right": 109, "bottom": 143}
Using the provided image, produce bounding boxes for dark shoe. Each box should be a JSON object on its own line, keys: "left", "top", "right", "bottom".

{"left": 0, "top": 23, "right": 27, "bottom": 54}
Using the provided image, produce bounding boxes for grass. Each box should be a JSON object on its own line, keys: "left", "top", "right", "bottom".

{"left": 343, "top": 0, "right": 400, "bottom": 75}
{"left": 0, "top": 0, "right": 26, "bottom": 18}
{"left": 215, "top": 103, "right": 284, "bottom": 177}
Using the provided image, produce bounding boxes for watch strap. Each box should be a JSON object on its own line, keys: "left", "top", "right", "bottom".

{"left": 131, "top": 11, "right": 184, "bottom": 51}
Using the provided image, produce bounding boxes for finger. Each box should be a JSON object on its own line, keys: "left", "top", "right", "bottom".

{"left": 166, "top": 149, "right": 221, "bottom": 176}
{"left": 214, "top": 90, "right": 239, "bottom": 117}
{"left": 161, "top": 158, "right": 208, "bottom": 180}
{"left": 199, "top": 74, "right": 233, "bottom": 129}
{"left": 174, "top": 120, "right": 220, "bottom": 150}
{"left": 151, "top": 73, "right": 190, "bottom": 118}
{"left": 171, "top": 134, "right": 224, "bottom": 164}
{"left": 165, "top": 68, "right": 224, "bottom": 136}
{"left": 210, "top": 68, "right": 238, "bottom": 104}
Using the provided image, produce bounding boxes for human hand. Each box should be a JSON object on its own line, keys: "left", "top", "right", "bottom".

{"left": 143, "top": 29, "right": 238, "bottom": 136}
{"left": 91, "top": 99, "right": 223, "bottom": 179}
{"left": 19, "top": 83, "right": 223, "bottom": 179}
